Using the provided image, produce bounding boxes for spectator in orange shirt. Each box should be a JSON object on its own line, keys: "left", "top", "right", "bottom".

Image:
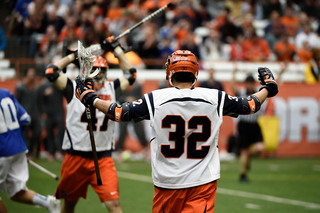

{"left": 59, "top": 16, "right": 85, "bottom": 42}
{"left": 230, "top": 34, "right": 245, "bottom": 61}
{"left": 105, "top": 0, "right": 124, "bottom": 21}
{"left": 274, "top": 32, "right": 296, "bottom": 62}
{"left": 297, "top": 40, "right": 313, "bottom": 62}
{"left": 172, "top": 1, "right": 196, "bottom": 28}
{"left": 242, "top": 30, "right": 271, "bottom": 62}
{"left": 280, "top": 5, "right": 299, "bottom": 37}
{"left": 172, "top": 19, "right": 193, "bottom": 49}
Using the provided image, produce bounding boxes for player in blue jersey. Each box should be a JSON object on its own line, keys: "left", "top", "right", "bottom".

{"left": 0, "top": 88, "right": 61, "bottom": 213}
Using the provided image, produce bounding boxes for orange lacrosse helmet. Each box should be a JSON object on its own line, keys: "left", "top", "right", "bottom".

{"left": 165, "top": 50, "right": 199, "bottom": 86}
{"left": 92, "top": 55, "right": 108, "bottom": 85}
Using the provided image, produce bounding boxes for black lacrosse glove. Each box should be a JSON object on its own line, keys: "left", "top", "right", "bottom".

{"left": 100, "top": 35, "right": 131, "bottom": 57}
{"left": 75, "top": 76, "right": 100, "bottom": 108}
{"left": 66, "top": 48, "right": 80, "bottom": 68}
{"left": 101, "top": 36, "right": 121, "bottom": 52}
{"left": 258, "top": 67, "right": 278, "bottom": 97}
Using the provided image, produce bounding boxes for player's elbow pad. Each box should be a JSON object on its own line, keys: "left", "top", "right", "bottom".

{"left": 241, "top": 95, "right": 261, "bottom": 114}
{"left": 45, "top": 64, "right": 60, "bottom": 82}
{"left": 123, "top": 68, "right": 137, "bottom": 85}
{"left": 107, "top": 102, "right": 131, "bottom": 122}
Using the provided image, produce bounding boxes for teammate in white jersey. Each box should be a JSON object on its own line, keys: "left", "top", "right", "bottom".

{"left": 45, "top": 36, "right": 136, "bottom": 213}
{"left": 75, "top": 50, "right": 279, "bottom": 213}
{"left": 0, "top": 88, "right": 60, "bottom": 213}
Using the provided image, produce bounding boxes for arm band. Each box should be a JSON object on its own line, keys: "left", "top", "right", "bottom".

{"left": 107, "top": 102, "right": 131, "bottom": 122}
{"left": 241, "top": 95, "right": 261, "bottom": 114}
{"left": 45, "top": 64, "right": 60, "bottom": 82}
{"left": 123, "top": 68, "right": 137, "bottom": 85}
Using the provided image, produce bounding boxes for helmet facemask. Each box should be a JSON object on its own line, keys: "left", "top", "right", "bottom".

{"left": 92, "top": 67, "right": 107, "bottom": 84}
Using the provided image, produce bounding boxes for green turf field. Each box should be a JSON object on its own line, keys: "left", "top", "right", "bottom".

{"left": 1, "top": 157, "right": 320, "bottom": 212}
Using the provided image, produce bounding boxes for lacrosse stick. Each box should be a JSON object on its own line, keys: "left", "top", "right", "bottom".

{"left": 77, "top": 41, "right": 102, "bottom": 185}
{"left": 86, "top": 3, "right": 173, "bottom": 56}
{"left": 28, "top": 160, "right": 59, "bottom": 180}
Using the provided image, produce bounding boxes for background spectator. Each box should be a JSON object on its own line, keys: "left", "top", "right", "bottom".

{"left": 263, "top": 0, "right": 283, "bottom": 20}
{"left": 229, "top": 34, "right": 245, "bottom": 61}
{"left": 280, "top": 5, "right": 299, "bottom": 37}
{"left": 304, "top": 47, "right": 320, "bottom": 84}
{"left": 295, "top": 22, "right": 320, "bottom": 50}
{"left": 37, "top": 78, "right": 65, "bottom": 161}
{"left": 274, "top": 32, "right": 296, "bottom": 62}
{"left": 14, "top": 67, "right": 41, "bottom": 160}
{"left": 198, "top": 68, "right": 224, "bottom": 91}
{"left": 242, "top": 30, "right": 271, "bottom": 62}
{"left": 297, "top": 40, "right": 313, "bottom": 62}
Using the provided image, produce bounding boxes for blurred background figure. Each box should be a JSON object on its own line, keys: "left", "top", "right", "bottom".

{"left": 273, "top": 32, "right": 296, "bottom": 62}
{"left": 15, "top": 67, "right": 41, "bottom": 160}
{"left": 242, "top": 29, "right": 271, "bottom": 62}
{"left": 0, "top": 27, "right": 6, "bottom": 58}
{"left": 37, "top": 78, "right": 65, "bottom": 161}
{"left": 304, "top": 47, "right": 320, "bottom": 84}
{"left": 198, "top": 68, "right": 224, "bottom": 91}
{"left": 295, "top": 22, "right": 320, "bottom": 50}
{"left": 116, "top": 82, "right": 149, "bottom": 162}
{"left": 231, "top": 68, "right": 267, "bottom": 183}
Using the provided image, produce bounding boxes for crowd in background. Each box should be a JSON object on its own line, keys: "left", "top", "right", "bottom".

{"left": 2, "top": 0, "right": 320, "bottom": 161}
{"left": 2, "top": 0, "right": 320, "bottom": 65}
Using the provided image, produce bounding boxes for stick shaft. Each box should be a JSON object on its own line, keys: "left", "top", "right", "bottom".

{"left": 28, "top": 160, "right": 59, "bottom": 180}
{"left": 86, "top": 107, "right": 102, "bottom": 185}
{"left": 113, "top": 3, "right": 170, "bottom": 41}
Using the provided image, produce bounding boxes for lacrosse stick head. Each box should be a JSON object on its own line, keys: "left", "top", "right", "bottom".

{"left": 77, "top": 40, "right": 97, "bottom": 81}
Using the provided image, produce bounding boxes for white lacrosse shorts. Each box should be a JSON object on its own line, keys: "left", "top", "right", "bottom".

{"left": 0, "top": 151, "right": 29, "bottom": 198}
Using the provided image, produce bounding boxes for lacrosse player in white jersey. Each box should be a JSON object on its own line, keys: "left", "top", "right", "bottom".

{"left": 44, "top": 36, "right": 136, "bottom": 213}
{"left": 75, "top": 50, "right": 279, "bottom": 213}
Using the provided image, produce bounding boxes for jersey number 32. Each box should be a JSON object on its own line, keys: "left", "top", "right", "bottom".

{"left": 161, "top": 115, "right": 211, "bottom": 159}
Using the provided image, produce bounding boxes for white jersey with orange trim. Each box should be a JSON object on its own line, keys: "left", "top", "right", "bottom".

{"left": 62, "top": 80, "right": 116, "bottom": 151}
{"left": 144, "top": 87, "right": 226, "bottom": 189}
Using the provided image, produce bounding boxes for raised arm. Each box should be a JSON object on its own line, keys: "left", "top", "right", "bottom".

{"left": 101, "top": 36, "right": 137, "bottom": 91}
{"left": 223, "top": 67, "right": 278, "bottom": 117}
{"left": 45, "top": 51, "right": 76, "bottom": 90}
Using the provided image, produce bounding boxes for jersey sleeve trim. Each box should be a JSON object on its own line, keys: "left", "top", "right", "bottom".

{"left": 144, "top": 92, "right": 154, "bottom": 121}
{"left": 19, "top": 112, "right": 31, "bottom": 125}
{"left": 218, "top": 91, "right": 225, "bottom": 118}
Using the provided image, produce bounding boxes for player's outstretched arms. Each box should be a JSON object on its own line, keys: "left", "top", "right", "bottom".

{"left": 45, "top": 50, "right": 78, "bottom": 90}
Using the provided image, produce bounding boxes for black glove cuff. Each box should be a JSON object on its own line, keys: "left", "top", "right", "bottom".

{"left": 259, "top": 85, "right": 278, "bottom": 98}
{"left": 66, "top": 49, "right": 80, "bottom": 68}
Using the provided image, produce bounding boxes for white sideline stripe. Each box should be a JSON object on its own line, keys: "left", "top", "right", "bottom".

{"left": 117, "top": 171, "right": 320, "bottom": 209}
{"left": 217, "top": 188, "right": 320, "bottom": 209}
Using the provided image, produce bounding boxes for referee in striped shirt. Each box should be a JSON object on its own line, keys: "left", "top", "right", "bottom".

{"left": 231, "top": 69, "right": 266, "bottom": 183}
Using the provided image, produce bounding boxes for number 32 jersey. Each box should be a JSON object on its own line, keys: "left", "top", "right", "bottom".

{"left": 144, "top": 87, "right": 226, "bottom": 189}
{"left": 62, "top": 80, "right": 116, "bottom": 152}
